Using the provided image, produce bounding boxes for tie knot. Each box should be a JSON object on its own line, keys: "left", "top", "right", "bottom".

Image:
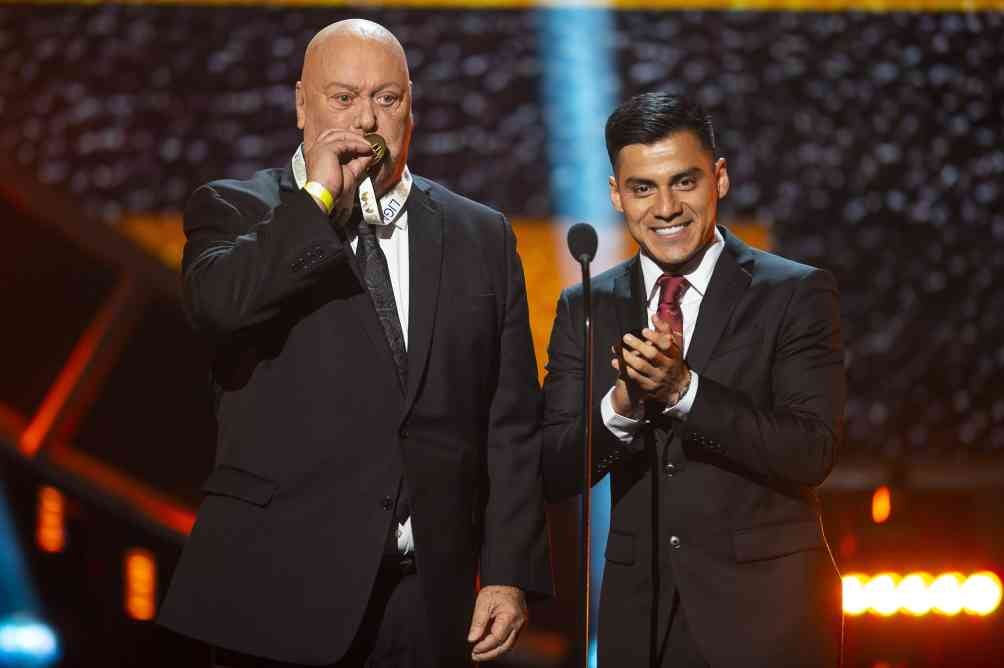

{"left": 657, "top": 274, "right": 688, "bottom": 307}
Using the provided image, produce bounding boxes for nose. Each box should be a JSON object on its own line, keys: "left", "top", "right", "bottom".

{"left": 653, "top": 189, "right": 682, "bottom": 220}
{"left": 354, "top": 99, "right": 378, "bottom": 133}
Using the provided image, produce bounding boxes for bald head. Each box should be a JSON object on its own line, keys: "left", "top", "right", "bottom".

{"left": 302, "top": 19, "right": 409, "bottom": 83}
{"left": 295, "top": 19, "right": 413, "bottom": 192}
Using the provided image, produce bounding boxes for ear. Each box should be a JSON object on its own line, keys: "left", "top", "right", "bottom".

{"left": 609, "top": 175, "right": 624, "bottom": 213}
{"left": 405, "top": 81, "right": 416, "bottom": 133}
{"left": 714, "top": 157, "right": 730, "bottom": 200}
{"left": 295, "top": 81, "right": 305, "bottom": 130}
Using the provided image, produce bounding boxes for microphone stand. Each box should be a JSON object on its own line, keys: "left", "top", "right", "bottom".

{"left": 578, "top": 252, "right": 594, "bottom": 668}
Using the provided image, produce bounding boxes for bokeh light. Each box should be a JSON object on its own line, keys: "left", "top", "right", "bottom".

{"left": 865, "top": 573, "right": 901, "bottom": 616}
{"left": 842, "top": 572, "right": 1002, "bottom": 617}
{"left": 961, "top": 571, "right": 1003, "bottom": 616}
{"left": 897, "top": 573, "right": 934, "bottom": 616}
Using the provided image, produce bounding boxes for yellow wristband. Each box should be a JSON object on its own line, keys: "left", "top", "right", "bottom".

{"left": 303, "top": 181, "right": 334, "bottom": 215}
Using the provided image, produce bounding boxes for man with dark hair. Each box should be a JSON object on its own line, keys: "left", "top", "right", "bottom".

{"left": 158, "top": 19, "right": 551, "bottom": 668}
{"left": 542, "top": 91, "right": 845, "bottom": 666}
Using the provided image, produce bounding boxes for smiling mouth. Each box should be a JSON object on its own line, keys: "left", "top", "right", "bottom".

{"left": 651, "top": 221, "right": 690, "bottom": 237}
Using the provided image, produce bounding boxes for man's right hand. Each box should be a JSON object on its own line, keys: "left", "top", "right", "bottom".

{"left": 303, "top": 129, "right": 374, "bottom": 212}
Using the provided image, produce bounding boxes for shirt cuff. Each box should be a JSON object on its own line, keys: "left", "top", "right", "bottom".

{"left": 663, "top": 370, "right": 699, "bottom": 420}
{"left": 601, "top": 387, "right": 642, "bottom": 444}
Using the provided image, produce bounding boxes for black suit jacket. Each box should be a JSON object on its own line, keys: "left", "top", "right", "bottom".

{"left": 158, "top": 166, "right": 551, "bottom": 665}
{"left": 543, "top": 228, "right": 844, "bottom": 667}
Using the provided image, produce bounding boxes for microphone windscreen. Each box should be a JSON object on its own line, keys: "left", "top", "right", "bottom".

{"left": 567, "top": 223, "right": 598, "bottom": 263}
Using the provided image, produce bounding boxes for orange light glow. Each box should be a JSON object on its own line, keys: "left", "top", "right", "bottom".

{"left": 897, "top": 573, "right": 934, "bottom": 616}
{"left": 961, "top": 572, "right": 1002, "bottom": 616}
{"left": 871, "top": 485, "right": 891, "bottom": 524}
{"left": 842, "top": 572, "right": 1001, "bottom": 617}
{"left": 865, "top": 572, "right": 901, "bottom": 616}
{"left": 35, "top": 486, "right": 66, "bottom": 553}
{"left": 124, "top": 549, "right": 157, "bottom": 621}
{"left": 19, "top": 279, "right": 136, "bottom": 457}
{"left": 843, "top": 573, "right": 870, "bottom": 616}
{"left": 47, "top": 446, "right": 195, "bottom": 537}
{"left": 930, "top": 572, "right": 965, "bottom": 616}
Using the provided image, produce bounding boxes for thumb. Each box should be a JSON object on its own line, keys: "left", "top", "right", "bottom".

{"left": 468, "top": 601, "right": 491, "bottom": 642}
{"left": 345, "top": 154, "right": 375, "bottom": 183}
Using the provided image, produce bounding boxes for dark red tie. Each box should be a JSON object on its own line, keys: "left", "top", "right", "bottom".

{"left": 655, "top": 274, "right": 689, "bottom": 342}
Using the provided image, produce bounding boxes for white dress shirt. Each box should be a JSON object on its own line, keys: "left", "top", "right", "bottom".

{"left": 292, "top": 147, "right": 416, "bottom": 554}
{"left": 600, "top": 227, "right": 726, "bottom": 443}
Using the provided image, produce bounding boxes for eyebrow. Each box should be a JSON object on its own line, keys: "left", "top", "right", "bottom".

{"left": 322, "top": 81, "right": 403, "bottom": 93}
{"left": 623, "top": 168, "right": 701, "bottom": 186}
{"left": 669, "top": 167, "right": 702, "bottom": 185}
{"left": 323, "top": 82, "right": 360, "bottom": 93}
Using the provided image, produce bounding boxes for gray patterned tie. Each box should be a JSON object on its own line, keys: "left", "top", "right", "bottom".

{"left": 353, "top": 212, "right": 408, "bottom": 393}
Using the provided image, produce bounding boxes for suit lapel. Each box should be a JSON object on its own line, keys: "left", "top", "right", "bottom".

{"left": 279, "top": 165, "right": 403, "bottom": 391}
{"left": 685, "top": 227, "right": 754, "bottom": 374}
{"left": 403, "top": 183, "right": 443, "bottom": 415}
{"left": 277, "top": 164, "right": 298, "bottom": 192}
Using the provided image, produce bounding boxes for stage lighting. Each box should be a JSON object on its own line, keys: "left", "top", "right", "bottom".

{"left": 841, "top": 572, "right": 1001, "bottom": 617}
{"left": 896, "top": 573, "right": 934, "bottom": 616}
{"left": 34, "top": 487, "right": 64, "bottom": 554}
{"left": 865, "top": 573, "right": 900, "bottom": 616}
{"left": 123, "top": 549, "right": 157, "bottom": 621}
{"left": 0, "top": 614, "right": 59, "bottom": 666}
{"left": 871, "top": 485, "right": 891, "bottom": 524}
{"left": 843, "top": 574, "right": 870, "bottom": 616}
{"left": 930, "top": 572, "right": 965, "bottom": 616}
{"left": 961, "top": 571, "right": 1003, "bottom": 616}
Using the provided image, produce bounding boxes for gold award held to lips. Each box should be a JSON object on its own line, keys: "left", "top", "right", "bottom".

{"left": 364, "top": 133, "right": 387, "bottom": 172}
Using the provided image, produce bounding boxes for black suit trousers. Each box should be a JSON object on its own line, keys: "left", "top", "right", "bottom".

{"left": 213, "top": 559, "right": 444, "bottom": 668}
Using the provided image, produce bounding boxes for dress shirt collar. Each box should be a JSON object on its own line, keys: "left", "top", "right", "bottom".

{"left": 639, "top": 225, "right": 725, "bottom": 306}
{"left": 291, "top": 144, "right": 411, "bottom": 230}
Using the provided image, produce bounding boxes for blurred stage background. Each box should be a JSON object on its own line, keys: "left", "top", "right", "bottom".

{"left": 1, "top": 1, "right": 1003, "bottom": 666}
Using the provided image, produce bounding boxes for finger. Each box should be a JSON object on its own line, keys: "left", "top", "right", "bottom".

{"left": 472, "top": 625, "right": 520, "bottom": 662}
{"left": 467, "top": 603, "right": 491, "bottom": 642}
{"left": 651, "top": 312, "right": 673, "bottom": 333}
{"left": 636, "top": 340, "right": 664, "bottom": 362}
{"left": 471, "top": 629, "right": 503, "bottom": 655}
{"left": 670, "top": 329, "right": 684, "bottom": 352}
{"left": 313, "top": 137, "right": 375, "bottom": 164}
{"left": 623, "top": 349, "right": 667, "bottom": 378}
{"left": 343, "top": 155, "right": 375, "bottom": 183}
{"left": 623, "top": 334, "right": 658, "bottom": 360}
{"left": 314, "top": 128, "right": 373, "bottom": 147}
{"left": 641, "top": 328, "right": 673, "bottom": 353}
{"left": 624, "top": 365, "right": 654, "bottom": 389}
{"left": 495, "top": 620, "right": 523, "bottom": 655}
{"left": 472, "top": 613, "right": 515, "bottom": 654}
{"left": 627, "top": 361, "right": 673, "bottom": 393}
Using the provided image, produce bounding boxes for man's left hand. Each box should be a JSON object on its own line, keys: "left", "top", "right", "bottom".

{"left": 467, "top": 585, "right": 527, "bottom": 662}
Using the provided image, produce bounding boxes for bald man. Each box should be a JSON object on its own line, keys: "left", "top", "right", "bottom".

{"left": 158, "top": 20, "right": 551, "bottom": 667}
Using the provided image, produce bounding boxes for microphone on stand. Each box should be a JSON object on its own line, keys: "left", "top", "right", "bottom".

{"left": 566, "top": 222, "right": 597, "bottom": 668}
{"left": 568, "top": 222, "right": 598, "bottom": 265}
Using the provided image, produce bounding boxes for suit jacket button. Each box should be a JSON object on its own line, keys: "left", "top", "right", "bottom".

{"left": 669, "top": 535, "right": 682, "bottom": 549}
{"left": 381, "top": 497, "right": 393, "bottom": 510}
{"left": 663, "top": 462, "right": 677, "bottom": 476}
{"left": 399, "top": 427, "right": 409, "bottom": 439}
